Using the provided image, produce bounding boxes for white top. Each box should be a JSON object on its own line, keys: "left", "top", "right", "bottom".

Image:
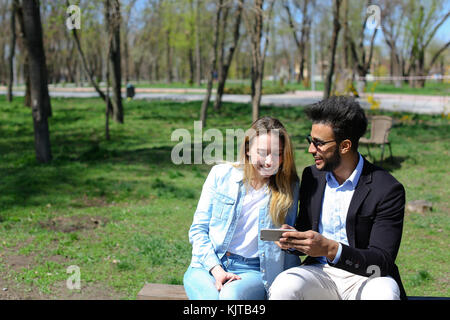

{"left": 227, "top": 184, "right": 269, "bottom": 258}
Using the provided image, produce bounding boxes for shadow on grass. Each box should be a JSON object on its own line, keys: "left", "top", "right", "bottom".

{"left": 0, "top": 98, "right": 223, "bottom": 213}
{"left": 364, "top": 155, "right": 411, "bottom": 172}
{"left": 0, "top": 142, "right": 201, "bottom": 213}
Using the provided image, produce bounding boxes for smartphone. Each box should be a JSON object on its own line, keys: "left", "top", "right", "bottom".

{"left": 260, "top": 228, "right": 295, "bottom": 241}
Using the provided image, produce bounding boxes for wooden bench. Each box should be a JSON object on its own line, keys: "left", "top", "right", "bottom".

{"left": 407, "top": 296, "right": 450, "bottom": 300}
{"left": 137, "top": 283, "right": 450, "bottom": 300}
{"left": 137, "top": 283, "right": 187, "bottom": 300}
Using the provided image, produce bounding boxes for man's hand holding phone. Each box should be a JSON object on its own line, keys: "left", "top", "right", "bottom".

{"left": 274, "top": 224, "right": 298, "bottom": 251}
{"left": 276, "top": 224, "right": 339, "bottom": 260}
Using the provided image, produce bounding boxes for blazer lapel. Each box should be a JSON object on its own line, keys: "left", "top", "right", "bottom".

{"left": 311, "top": 171, "right": 327, "bottom": 231}
{"left": 346, "top": 159, "right": 372, "bottom": 247}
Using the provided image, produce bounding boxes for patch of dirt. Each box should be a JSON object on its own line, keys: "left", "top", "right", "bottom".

{"left": 47, "top": 280, "right": 123, "bottom": 300}
{"left": 0, "top": 270, "right": 123, "bottom": 300}
{"left": 5, "top": 254, "right": 34, "bottom": 271}
{"left": 47, "top": 255, "right": 69, "bottom": 264}
{"left": 0, "top": 252, "right": 123, "bottom": 300}
{"left": 74, "top": 195, "right": 110, "bottom": 208}
{"left": 38, "top": 216, "right": 109, "bottom": 233}
{"left": 0, "top": 250, "right": 39, "bottom": 299}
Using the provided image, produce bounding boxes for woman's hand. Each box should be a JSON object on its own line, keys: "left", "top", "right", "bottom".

{"left": 210, "top": 265, "right": 241, "bottom": 291}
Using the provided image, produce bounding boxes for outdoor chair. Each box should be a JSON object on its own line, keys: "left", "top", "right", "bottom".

{"left": 359, "top": 115, "right": 394, "bottom": 164}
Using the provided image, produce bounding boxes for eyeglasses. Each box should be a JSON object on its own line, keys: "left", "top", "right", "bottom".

{"left": 306, "top": 135, "right": 336, "bottom": 149}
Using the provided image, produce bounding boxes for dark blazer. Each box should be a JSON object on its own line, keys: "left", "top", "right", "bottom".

{"left": 295, "top": 157, "right": 407, "bottom": 300}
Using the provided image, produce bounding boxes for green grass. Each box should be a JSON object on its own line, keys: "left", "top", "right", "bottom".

{"left": 0, "top": 95, "right": 448, "bottom": 299}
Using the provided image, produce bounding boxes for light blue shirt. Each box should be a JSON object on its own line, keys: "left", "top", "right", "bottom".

{"left": 188, "top": 163, "right": 301, "bottom": 291}
{"left": 317, "top": 153, "right": 364, "bottom": 265}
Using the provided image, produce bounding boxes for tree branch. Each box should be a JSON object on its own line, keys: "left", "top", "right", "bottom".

{"left": 284, "top": 1, "right": 300, "bottom": 48}
{"left": 424, "top": 10, "right": 450, "bottom": 49}
{"left": 427, "top": 40, "right": 450, "bottom": 72}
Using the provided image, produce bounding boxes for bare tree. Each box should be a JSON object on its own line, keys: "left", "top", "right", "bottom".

{"left": 0, "top": 2, "right": 7, "bottom": 86}
{"left": 213, "top": 0, "right": 244, "bottom": 111}
{"left": 346, "top": 0, "right": 378, "bottom": 89}
{"left": 199, "top": 0, "right": 223, "bottom": 128}
{"left": 68, "top": 1, "right": 123, "bottom": 139}
{"left": 7, "top": 0, "right": 16, "bottom": 102}
{"left": 71, "top": 27, "right": 112, "bottom": 107}
{"left": 323, "top": 0, "right": 342, "bottom": 99}
{"left": 284, "top": 0, "right": 312, "bottom": 84}
{"left": 122, "top": 0, "right": 137, "bottom": 84}
{"left": 194, "top": 0, "right": 203, "bottom": 86}
{"left": 105, "top": 31, "right": 114, "bottom": 141}
{"left": 21, "top": 0, "right": 52, "bottom": 163}
{"left": 14, "top": 0, "right": 31, "bottom": 107}
{"left": 405, "top": 2, "right": 449, "bottom": 87}
{"left": 105, "top": 0, "right": 124, "bottom": 123}
{"left": 244, "top": 0, "right": 275, "bottom": 122}
{"left": 380, "top": 0, "right": 406, "bottom": 88}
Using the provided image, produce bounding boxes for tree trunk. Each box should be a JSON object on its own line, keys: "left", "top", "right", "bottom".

{"left": 166, "top": 29, "right": 173, "bottom": 83}
{"left": 21, "top": 0, "right": 52, "bottom": 163}
{"left": 383, "top": 36, "right": 402, "bottom": 88}
{"left": 213, "top": 4, "right": 230, "bottom": 111}
{"left": 24, "top": 59, "right": 31, "bottom": 106}
{"left": 188, "top": 48, "right": 195, "bottom": 85}
{"left": 65, "top": 47, "right": 76, "bottom": 84}
{"left": 199, "top": 0, "right": 223, "bottom": 128}
{"left": 194, "top": 0, "right": 202, "bottom": 86}
{"left": 71, "top": 27, "right": 113, "bottom": 112}
{"left": 344, "top": 0, "right": 378, "bottom": 94}
{"left": 14, "top": 1, "right": 31, "bottom": 107}
{"left": 284, "top": 0, "right": 310, "bottom": 84}
{"left": 250, "top": 0, "right": 263, "bottom": 122}
{"left": 342, "top": 0, "right": 349, "bottom": 70}
{"left": 105, "top": 0, "right": 124, "bottom": 123}
{"left": 213, "top": 1, "right": 243, "bottom": 112}
{"left": 7, "top": 1, "right": 16, "bottom": 102}
{"left": 252, "top": 70, "right": 262, "bottom": 122}
{"left": 105, "top": 33, "right": 113, "bottom": 141}
{"left": 123, "top": 31, "right": 130, "bottom": 83}
{"left": 389, "top": 49, "right": 402, "bottom": 88}
{"left": 248, "top": 0, "right": 274, "bottom": 122}
{"left": 323, "top": 0, "right": 342, "bottom": 99}
{"left": 298, "top": 0, "right": 310, "bottom": 84}
{"left": 416, "top": 49, "right": 426, "bottom": 88}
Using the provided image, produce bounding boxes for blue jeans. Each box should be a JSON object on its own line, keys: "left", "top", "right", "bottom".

{"left": 183, "top": 253, "right": 266, "bottom": 300}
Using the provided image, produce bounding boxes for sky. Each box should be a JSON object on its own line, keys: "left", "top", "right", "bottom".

{"left": 130, "top": 0, "right": 449, "bottom": 44}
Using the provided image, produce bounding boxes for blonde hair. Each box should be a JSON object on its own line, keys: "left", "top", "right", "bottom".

{"left": 234, "top": 117, "right": 298, "bottom": 226}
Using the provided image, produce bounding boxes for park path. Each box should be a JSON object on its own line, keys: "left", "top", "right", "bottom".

{"left": 1, "top": 86, "right": 448, "bottom": 114}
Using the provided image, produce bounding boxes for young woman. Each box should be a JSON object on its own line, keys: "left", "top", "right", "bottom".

{"left": 183, "top": 116, "right": 300, "bottom": 300}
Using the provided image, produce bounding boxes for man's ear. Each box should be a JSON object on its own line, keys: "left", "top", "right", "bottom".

{"left": 340, "top": 139, "right": 352, "bottom": 154}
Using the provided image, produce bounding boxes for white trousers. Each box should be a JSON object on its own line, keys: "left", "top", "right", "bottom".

{"left": 269, "top": 264, "right": 400, "bottom": 300}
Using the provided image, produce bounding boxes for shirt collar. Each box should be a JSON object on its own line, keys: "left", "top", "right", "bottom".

{"left": 326, "top": 153, "right": 364, "bottom": 189}
{"left": 230, "top": 162, "right": 244, "bottom": 183}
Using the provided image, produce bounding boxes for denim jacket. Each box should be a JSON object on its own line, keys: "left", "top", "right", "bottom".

{"left": 188, "top": 163, "right": 301, "bottom": 291}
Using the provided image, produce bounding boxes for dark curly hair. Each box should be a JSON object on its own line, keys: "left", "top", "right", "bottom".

{"left": 305, "top": 96, "right": 368, "bottom": 151}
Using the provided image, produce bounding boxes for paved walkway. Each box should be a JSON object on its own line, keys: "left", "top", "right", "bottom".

{"left": 1, "top": 87, "right": 448, "bottom": 114}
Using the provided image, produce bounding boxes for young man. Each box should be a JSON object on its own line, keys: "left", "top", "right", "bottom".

{"left": 269, "top": 96, "right": 406, "bottom": 300}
